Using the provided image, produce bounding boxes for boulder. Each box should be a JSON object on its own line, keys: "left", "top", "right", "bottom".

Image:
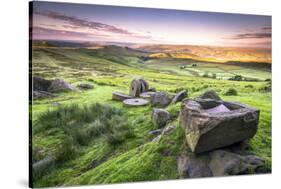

{"left": 200, "top": 90, "right": 221, "bottom": 100}
{"left": 177, "top": 155, "right": 213, "bottom": 178}
{"left": 151, "top": 108, "right": 170, "bottom": 129}
{"left": 48, "top": 79, "right": 76, "bottom": 92}
{"left": 112, "top": 92, "right": 133, "bottom": 101}
{"left": 171, "top": 90, "right": 187, "bottom": 104}
{"left": 180, "top": 99, "right": 259, "bottom": 153}
{"left": 150, "top": 92, "right": 171, "bottom": 107}
{"left": 33, "top": 76, "right": 52, "bottom": 91}
{"left": 33, "top": 90, "right": 54, "bottom": 99}
{"left": 123, "top": 98, "right": 149, "bottom": 107}
{"left": 209, "top": 150, "right": 265, "bottom": 176}
{"left": 177, "top": 149, "right": 265, "bottom": 178}
{"left": 77, "top": 83, "right": 94, "bottom": 90}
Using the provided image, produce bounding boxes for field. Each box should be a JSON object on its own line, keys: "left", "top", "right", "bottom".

{"left": 31, "top": 42, "right": 272, "bottom": 187}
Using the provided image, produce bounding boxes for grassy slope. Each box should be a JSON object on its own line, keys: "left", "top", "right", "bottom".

{"left": 31, "top": 46, "right": 271, "bottom": 187}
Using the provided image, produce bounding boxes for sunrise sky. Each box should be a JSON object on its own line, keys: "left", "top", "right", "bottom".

{"left": 31, "top": 1, "right": 272, "bottom": 48}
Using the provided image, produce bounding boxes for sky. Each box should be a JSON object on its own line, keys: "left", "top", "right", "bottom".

{"left": 31, "top": 1, "right": 272, "bottom": 48}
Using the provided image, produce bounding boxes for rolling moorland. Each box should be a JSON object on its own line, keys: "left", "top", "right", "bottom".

{"left": 31, "top": 40, "right": 271, "bottom": 187}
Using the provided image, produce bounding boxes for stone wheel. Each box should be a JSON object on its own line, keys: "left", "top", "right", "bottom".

{"left": 140, "top": 92, "right": 156, "bottom": 99}
{"left": 139, "top": 79, "right": 149, "bottom": 92}
{"left": 129, "top": 79, "right": 142, "bottom": 97}
{"left": 123, "top": 98, "right": 150, "bottom": 106}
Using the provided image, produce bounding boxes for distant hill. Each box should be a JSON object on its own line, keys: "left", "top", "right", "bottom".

{"left": 136, "top": 44, "right": 271, "bottom": 64}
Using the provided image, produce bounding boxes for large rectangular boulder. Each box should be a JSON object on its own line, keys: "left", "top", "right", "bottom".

{"left": 180, "top": 99, "right": 259, "bottom": 153}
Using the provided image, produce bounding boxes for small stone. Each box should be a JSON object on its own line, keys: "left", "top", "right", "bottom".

{"left": 77, "top": 83, "right": 94, "bottom": 90}
{"left": 171, "top": 90, "right": 187, "bottom": 104}
{"left": 151, "top": 108, "right": 170, "bottom": 129}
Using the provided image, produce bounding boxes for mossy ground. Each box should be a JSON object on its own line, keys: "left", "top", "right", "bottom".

{"left": 31, "top": 46, "right": 271, "bottom": 187}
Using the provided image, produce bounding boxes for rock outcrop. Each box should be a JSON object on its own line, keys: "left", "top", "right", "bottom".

{"left": 180, "top": 99, "right": 259, "bottom": 153}
{"left": 177, "top": 149, "right": 265, "bottom": 178}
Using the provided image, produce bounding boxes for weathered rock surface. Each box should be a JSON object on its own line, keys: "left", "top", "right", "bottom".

{"left": 148, "top": 129, "right": 163, "bottom": 136}
{"left": 33, "top": 76, "right": 52, "bottom": 91}
{"left": 33, "top": 90, "right": 54, "bottom": 99}
{"left": 177, "top": 149, "right": 265, "bottom": 178}
{"left": 209, "top": 150, "right": 265, "bottom": 176}
{"left": 171, "top": 90, "right": 187, "bottom": 104}
{"left": 150, "top": 92, "right": 171, "bottom": 107}
{"left": 200, "top": 90, "right": 221, "bottom": 100}
{"left": 151, "top": 108, "right": 170, "bottom": 129}
{"left": 112, "top": 92, "right": 133, "bottom": 101}
{"left": 180, "top": 99, "right": 259, "bottom": 153}
{"left": 77, "top": 83, "right": 94, "bottom": 90}
{"left": 123, "top": 98, "right": 149, "bottom": 106}
{"left": 151, "top": 124, "right": 176, "bottom": 142}
{"left": 129, "top": 79, "right": 149, "bottom": 97}
{"left": 139, "top": 79, "right": 149, "bottom": 92}
{"left": 48, "top": 79, "right": 76, "bottom": 92}
{"left": 140, "top": 91, "right": 156, "bottom": 99}
{"left": 177, "top": 155, "right": 212, "bottom": 178}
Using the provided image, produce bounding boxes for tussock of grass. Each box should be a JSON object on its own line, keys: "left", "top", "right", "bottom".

{"left": 224, "top": 88, "right": 238, "bottom": 96}
{"left": 32, "top": 103, "right": 134, "bottom": 182}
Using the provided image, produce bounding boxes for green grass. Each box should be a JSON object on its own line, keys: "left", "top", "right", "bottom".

{"left": 31, "top": 46, "right": 272, "bottom": 187}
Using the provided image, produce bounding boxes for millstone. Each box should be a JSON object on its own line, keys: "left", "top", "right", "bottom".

{"left": 139, "top": 79, "right": 149, "bottom": 92}
{"left": 129, "top": 79, "right": 142, "bottom": 97}
{"left": 140, "top": 92, "right": 156, "bottom": 99}
{"left": 123, "top": 98, "right": 149, "bottom": 106}
{"left": 129, "top": 79, "right": 150, "bottom": 97}
{"left": 112, "top": 92, "right": 133, "bottom": 101}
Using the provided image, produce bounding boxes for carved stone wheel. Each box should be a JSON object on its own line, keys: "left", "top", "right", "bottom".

{"left": 139, "top": 79, "right": 149, "bottom": 92}
{"left": 129, "top": 79, "right": 142, "bottom": 97}
{"left": 112, "top": 92, "right": 133, "bottom": 101}
{"left": 140, "top": 91, "right": 156, "bottom": 99}
{"left": 123, "top": 98, "right": 150, "bottom": 106}
{"left": 129, "top": 79, "right": 149, "bottom": 97}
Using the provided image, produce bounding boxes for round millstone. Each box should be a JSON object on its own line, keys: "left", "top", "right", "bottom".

{"left": 129, "top": 79, "right": 142, "bottom": 97}
{"left": 123, "top": 98, "right": 150, "bottom": 106}
{"left": 139, "top": 79, "right": 149, "bottom": 92}
{"left": 140, "top": 92, "right": 156, "bottom": 99}
{"left": 112, "top": 92, "right": 133, "bottom": 101}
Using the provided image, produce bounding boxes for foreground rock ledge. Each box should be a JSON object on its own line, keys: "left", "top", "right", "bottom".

{"left": 180, "top": 99, "right": 259, "bottom": 153}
